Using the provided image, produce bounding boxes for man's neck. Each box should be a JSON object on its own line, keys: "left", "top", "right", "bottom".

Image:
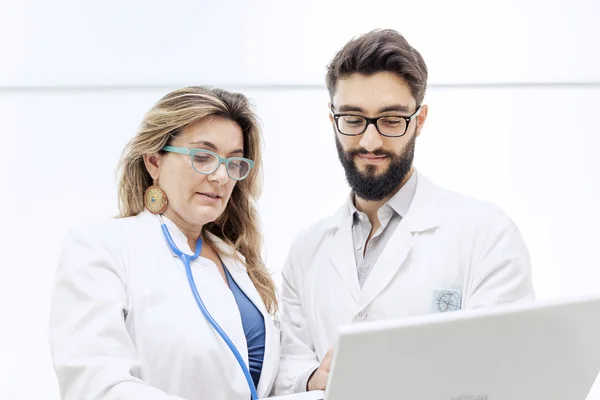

{"left": 354, "top": 168, "right": 414, "bottom": 227}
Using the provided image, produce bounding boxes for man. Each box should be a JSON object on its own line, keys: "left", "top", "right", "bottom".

{"left": 273, "top": 29, "right": 534, "bottom": 395}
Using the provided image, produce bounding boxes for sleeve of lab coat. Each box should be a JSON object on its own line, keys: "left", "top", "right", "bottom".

{"left": 465, "top": 209, "right": 535, "bottom": 308}
{"left": 272, "top": 235, "right": 321, "bottom": 395}
{"left": 48, "top": 228, "right": 187, "bottom": 400}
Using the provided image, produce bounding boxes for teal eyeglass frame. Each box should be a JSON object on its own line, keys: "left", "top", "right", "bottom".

{"left": 162, "top": 145, "right": 255, "bottom": 180}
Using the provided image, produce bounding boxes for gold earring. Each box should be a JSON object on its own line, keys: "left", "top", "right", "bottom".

{"left": 144, "top": 180, "right": 168, "bottom": 214}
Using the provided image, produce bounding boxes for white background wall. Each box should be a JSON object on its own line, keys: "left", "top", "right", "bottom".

{"left": 1, "top": 0, "right": 599, "bottom": 399}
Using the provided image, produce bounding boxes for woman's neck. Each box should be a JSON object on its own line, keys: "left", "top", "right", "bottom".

{"left": 162, "top": 208, "right": 203, "bottom": 252}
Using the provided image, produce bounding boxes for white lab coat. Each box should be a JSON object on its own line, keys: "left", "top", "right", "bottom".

{"left": 49, "top": 210, "right": 280, "bottom": 400}
{"left": 273, "top": 171, "right": 535, "bottom": 395}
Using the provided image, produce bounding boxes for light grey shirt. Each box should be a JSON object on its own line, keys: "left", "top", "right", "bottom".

{"left": 348, "top": 172, "right": 418, "bottom": 287}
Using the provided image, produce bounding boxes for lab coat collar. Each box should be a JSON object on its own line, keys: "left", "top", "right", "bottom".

{"left": 141, "top": 210, "right": 277, "bottom": 397}
{"left": 157, "top": 212, "right": 196, "bottom": 256}
{"left": 325, "top": 170, "right": 442, "bottom": 305}
{"left": 143, "top": 211, "right": 248, "bottom": 263}
{"left": 328, "top": 170, "right": 441, "bottom": 233}
{"left": 143, "top": 210, "right": 261, "bottom": 314}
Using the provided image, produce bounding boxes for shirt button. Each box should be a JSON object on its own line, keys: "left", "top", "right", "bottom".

{"left": 355, "top": 310, "right": 367, "bottom": 321}
{"left": 359, "top": 214, "right": 365, "bottom": 221}
{"left": 356, "top": 244, "right": 362, "bottom": 250}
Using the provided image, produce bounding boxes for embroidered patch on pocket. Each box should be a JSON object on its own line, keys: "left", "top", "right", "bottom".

{"left": 434, "top": 289, "right": 462, "bottom": 312}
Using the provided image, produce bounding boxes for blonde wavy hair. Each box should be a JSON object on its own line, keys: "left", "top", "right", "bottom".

{"left": 117, "top": 86, "right": 277, "bottom": 314}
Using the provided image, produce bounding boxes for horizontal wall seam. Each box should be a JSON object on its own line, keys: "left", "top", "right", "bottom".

{"left": 1, "top": 82, "right": 600, "bottom": 93}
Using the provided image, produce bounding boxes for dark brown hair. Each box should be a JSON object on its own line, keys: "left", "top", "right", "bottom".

{"left": 326, "top": 29, "right": 428, "bottom": 104}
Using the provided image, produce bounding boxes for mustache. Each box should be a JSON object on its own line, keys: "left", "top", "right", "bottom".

{"left": 346, "top": 148, "right": 396, "bottom": 158}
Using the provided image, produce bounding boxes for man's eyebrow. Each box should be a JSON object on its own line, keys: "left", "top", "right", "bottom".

{"left": 377, "top": 104, "right": 411, "bottom": 113}
{"left": 336, "top": 104, "right": 411, "bottom": 113}
{"left": 337, "top": 104, "right": 365, "bottom": 113}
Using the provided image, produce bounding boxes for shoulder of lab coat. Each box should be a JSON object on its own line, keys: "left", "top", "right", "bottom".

{"left": 49, "top": 215, "right": 187, "bottom": 400}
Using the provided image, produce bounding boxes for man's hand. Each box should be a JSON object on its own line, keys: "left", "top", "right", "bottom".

{"left": 307, "top": 348, "right": 334, "bottom": 391}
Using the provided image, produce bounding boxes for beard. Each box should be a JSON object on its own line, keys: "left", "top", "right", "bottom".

{"left": 335, "top": 134, "right": 415, "bottom": 202}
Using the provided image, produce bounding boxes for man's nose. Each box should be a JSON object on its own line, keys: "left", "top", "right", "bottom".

{"left": 358, "top": 123, "right": 383, "bottom": 152}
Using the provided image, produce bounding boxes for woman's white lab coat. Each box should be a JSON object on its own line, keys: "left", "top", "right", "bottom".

{"left": 273, "top": 171, "right": 535, "bottom": 395}
{"left": 49, "top": 210, "right": 280, "bottom": 400}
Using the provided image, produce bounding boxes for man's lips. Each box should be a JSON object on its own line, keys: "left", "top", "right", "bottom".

{"left": 356, "top": 154, "right": 388, "bottom": 164}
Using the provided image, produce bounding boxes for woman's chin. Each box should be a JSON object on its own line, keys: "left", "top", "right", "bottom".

{"left": 191, "top": 207, "right": 223, "bottom": 226}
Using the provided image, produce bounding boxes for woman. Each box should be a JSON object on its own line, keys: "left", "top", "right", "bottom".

{"left": 49, "top": 87, "right": 280, "bottom": 400}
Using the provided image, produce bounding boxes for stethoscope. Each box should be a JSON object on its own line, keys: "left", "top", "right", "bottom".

{"left": 158, "top": 215, "right": 259, "bottom": 400}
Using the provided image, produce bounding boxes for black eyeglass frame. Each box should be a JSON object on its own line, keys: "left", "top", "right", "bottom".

{"left": 330, "top": 104, "right": 423, "bottom": 137}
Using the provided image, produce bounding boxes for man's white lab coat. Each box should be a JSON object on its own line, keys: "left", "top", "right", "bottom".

{"left": 273, "top": 172, "right": 534, "bottom": 395}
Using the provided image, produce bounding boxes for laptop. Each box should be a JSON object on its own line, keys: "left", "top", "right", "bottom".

{"left": 267, "top": 295, "right": 600, "bottom": 400}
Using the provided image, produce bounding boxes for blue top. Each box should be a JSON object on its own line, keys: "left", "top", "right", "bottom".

{"left": 224, "top": 266, "right": 265, "bottom": 389}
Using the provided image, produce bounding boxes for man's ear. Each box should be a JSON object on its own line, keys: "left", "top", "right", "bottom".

{"left": 415, "top": 104, "right": 428, "bottom": 137}
{"left": 328, "top": 102, "right": 336, "bottom": 128}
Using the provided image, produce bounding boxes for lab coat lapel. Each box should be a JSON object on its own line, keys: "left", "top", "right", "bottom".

{"left": 328, "top": 207, "right": 361, "bottom": 302}
{"left": 356, "top": 172, "right": 441, "bottom": 312}
{"left": 356, "top": 222, "right": 413, "bottom": 312}
{"left": 208, "top": 234, "right": 278, "bottom": 398}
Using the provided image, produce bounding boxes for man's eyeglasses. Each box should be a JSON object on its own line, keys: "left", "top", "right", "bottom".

{"left": 330, "top": 104, "right": 422, "bottom": 137}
